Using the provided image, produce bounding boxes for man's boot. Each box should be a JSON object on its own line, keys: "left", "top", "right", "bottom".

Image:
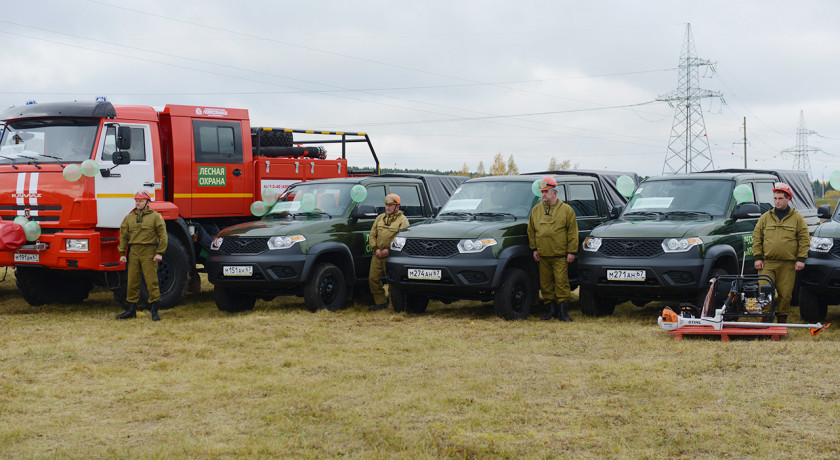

{"left": 540, "top": 302, "right": 557, "bottom": 321}
{"left": 777, "top": 315, "right": 788, "bottom": 324}
{"left": 150, "top": 302, "right": 160, "bottom": 321}
{"left": 557, "top": 302, "right": 572, "bottom": 322}
{"left": 116, "top": 303, "right": 137, "bottom": 319}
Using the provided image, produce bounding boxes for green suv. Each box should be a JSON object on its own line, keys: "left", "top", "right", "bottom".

{"left": 578, "top": 169, "right": 819, "bottom": 316}
{"left": 206, "top": 174, "right": 465, "bottom": 312}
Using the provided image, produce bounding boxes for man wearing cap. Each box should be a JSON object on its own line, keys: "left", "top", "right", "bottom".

{"left": 368, "top": 193, "right": 409, "bottom": 311}
{"left": 117, "top": 190, "right": 168, "bottom": 321}
{"left": 528, "top": 176, "right": 578, "bottom": 322}
{"left": 752, "top": 182, "right": 810, "bottom": 323}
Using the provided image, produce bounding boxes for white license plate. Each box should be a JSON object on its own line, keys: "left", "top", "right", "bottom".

{"left": 223, "top": 266, "right": 253, "bottom": 276}
{"left": 14, "top": 253, "right": 39, "bottom": 263}
{"left": 607, "top": 269, "right": 645, "bottom": 281}
{"left": 408, "top": 268, "right": 442, "bottom": 280}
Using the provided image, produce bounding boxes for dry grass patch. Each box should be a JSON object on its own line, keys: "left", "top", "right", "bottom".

{"left": 1, "top": 273, "right": 839, "bottom": 458}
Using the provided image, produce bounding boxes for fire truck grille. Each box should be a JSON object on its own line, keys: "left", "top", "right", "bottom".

{"left": 403, "top": 239, "right": 460, "bottom": 257}
{"left": 218, "top": 237, "right": 270, "bottom": 255}
{"left": 600, "top": 239, "right": 663, "bottom": 257}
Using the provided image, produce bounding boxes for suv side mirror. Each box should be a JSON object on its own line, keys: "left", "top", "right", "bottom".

{"left": 116, "top": 126, "right": 132, "bottom": 150}
{"left": 610, "top": 205, "right": 624, "bottom": 219}
{"left": 732, "top": 202, "right": 761, "bottom": 219}
{"left": 818, "top": 204, "right": 831, "bottom": 219}
{"left": 353, "top": 204, "right": 378, "bottom": 218}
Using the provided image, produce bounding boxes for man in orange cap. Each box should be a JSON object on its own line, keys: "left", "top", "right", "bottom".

{"left": 752, "top": 182, "right": 809, "bottom": 323}
{"left": 527, "top": 176, "right": 578, "bottom": 321}
{"left": 368, "top": 193, "right": 409, "bottom": 311}
{"left": 117, "top": 189, "right": 168, "bottom": 321}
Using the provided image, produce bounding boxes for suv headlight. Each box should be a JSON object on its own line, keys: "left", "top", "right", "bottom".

{"left": 457, "top": 238, "right": 497, "bottom": 253}
{"left": 66, "top": 239, "right": 89, "bottom": 252}
{"left": 268, "top": 235, "right": 305, "bottom": 250}
{"left": 662, "top": 237, "right": 702, "bottom": 253}
{"left": 391, "top": 236, "right": 406, "bottom": 251}
{"left": 582, "top": 237, "right": 602, "bottom": 252}
{"left": 810, "top": 236, "right": 834, "bottom": 253}
{"left": 210, "top": 237, "right": 223, "bottom": 251}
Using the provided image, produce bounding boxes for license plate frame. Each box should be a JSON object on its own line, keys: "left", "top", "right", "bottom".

{"left": 607, "top": 269, "right": 646, "bottom": 281}
{"left": 408, "top": 268, "right": 442, "bottom": 281}
{"left": 13, "top": 253, "right": 39, "bottom": 263}
{"left": 223, "top": 265, "right": 253, "bottom": 277}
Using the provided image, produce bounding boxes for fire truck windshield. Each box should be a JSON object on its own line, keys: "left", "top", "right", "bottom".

{"left": 0, "top": 117, "right": 99, "bottom": 164}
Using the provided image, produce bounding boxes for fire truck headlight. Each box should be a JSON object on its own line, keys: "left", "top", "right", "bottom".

{"left": 66, "top": 239, "right": 89, "bottom": 252}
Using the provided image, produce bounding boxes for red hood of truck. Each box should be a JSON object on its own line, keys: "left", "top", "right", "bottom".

{"left": 0, "top": 166, "right": 95, "bottom": 228}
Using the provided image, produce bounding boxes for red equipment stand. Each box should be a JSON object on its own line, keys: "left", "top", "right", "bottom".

{"left": 668, "top": 326, "right": 788, "bottom": 342}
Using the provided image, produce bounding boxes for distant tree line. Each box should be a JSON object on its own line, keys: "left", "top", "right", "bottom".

{"left": 380, "top": 154, "right": 578, "bottom": 178}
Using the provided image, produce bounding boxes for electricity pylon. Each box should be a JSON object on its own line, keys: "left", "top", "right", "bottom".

{"left": 658, "top": 23, "right": 723, "bottom": 174}
{"left": 781, "top": 111, "right": 822, "bottom": 180}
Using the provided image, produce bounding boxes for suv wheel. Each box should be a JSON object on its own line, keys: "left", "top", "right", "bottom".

{"left": 579, "top": 287, "right": 616, "bottom": 316}
{"left": 304, "top": 263, "right": 347, "bottom": 312}
{"left": 799, "top": 287, "right": 827, "bottom": 323}
{"left": 214, "top": 286, "right": 256, "bottom": 312}
{"left": 391, "top": 284, "right": 429, "bottom": 313}
{"left": 493, "top": 267, "right": 533, "bottom": 320}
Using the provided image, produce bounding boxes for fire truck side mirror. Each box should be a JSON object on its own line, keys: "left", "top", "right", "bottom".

{"left": 112, "top": 150, "right": 131, "bottom": 165}
{"left": 116, "top": 126, "right": 131, "bottom": 150}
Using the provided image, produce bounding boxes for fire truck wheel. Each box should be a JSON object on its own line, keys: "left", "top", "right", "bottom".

{"left": 15, "top": 267, "right": 58, "bottom": 306}
{"left": 55, "top": 272, "right": 94, "bottom": 304}
{"left": 494, "top": 267, "right": 533, "bottom": 320}
{"left": 155, "top": 235, "right": 189, "bottom": 309}
{"left": 214, "top": 286, "right": 256, "bottom": 312}
{"left": 303, "top": 263, "right": 346, "bottom": 312}
{"left": 255, "top": 130, "right": 293, "bottom": 147}
{"left": 390, "top": 284, "right": 429, "bottom": 314}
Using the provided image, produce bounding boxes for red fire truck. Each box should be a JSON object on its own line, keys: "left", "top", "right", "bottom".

{"left": 0, "top": 100, "right": 379, "bottom": 308}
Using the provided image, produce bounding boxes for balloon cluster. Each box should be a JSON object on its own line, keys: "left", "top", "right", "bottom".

{"left": 63, "top": 159, "right": 99, "bottom": 182}
{"left": 13, "top": 216, "right": 41, "bottom": 241}
{"left": 250, "top": 187, "right": 280, "bottom": 217}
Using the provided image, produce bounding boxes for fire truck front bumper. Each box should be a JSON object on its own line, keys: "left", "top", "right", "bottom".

{"left": 0, "top": 230, "right": 122, "bottom": 271}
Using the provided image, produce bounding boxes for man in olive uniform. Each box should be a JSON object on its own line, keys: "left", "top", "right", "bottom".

{"left": 528, "top": 176, "right": 579, "bottom": 322}
{"left": 117, "top": 189, "right": 168, "bottom": 321}
{"left": 369, "top": 193, "right": 409, "bottom": 311}
{"left": 752, "top": 182, "right": 810, "bottom": 323}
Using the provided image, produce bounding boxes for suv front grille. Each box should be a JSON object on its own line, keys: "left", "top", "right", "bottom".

{"left": 600, "top": 239, "right": 663, "bottom": 257}
{"left": 218, "top": 237, "right": 270, "bottom": 255}
{"left": 403, "top": 239, "right": 460, "bottom": 257}
{"left": 829, "top": 239, "right": 840, "bottom": 258}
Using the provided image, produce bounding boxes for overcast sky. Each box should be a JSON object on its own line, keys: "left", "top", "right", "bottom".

{"left": 1, "top": 0, "right": 838, "bottom": 179}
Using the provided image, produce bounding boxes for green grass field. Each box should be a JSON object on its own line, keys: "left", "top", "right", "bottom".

{"left": 1, "top": 272, "right": 839, "bottom": 458}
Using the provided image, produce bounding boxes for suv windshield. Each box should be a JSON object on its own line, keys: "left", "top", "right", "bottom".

{"left": 439, "top": 181, "right": 538, "bottom": 218}
{"left": 0, "top": 117, "right": 99, "bottom": 164}
{"left": 624, "top": 179, "right": 734, "bottom": 217}
{"left": 269, "top": 182, "right": 356, "bottom": 216}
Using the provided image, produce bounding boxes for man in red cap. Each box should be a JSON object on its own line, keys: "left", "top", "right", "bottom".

{"left": 752, "top": 182, "right": 809, "bottom": 323}
{"left": 116, "top": 189, "right": 168, "bottom": 321}
{"left": 527, "top": 176, "right": 578, "bottom": 321}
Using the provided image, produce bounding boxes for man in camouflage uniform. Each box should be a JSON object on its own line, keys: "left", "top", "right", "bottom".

{"left": 752, "top": 182, "right": 810, "bottom": 323}
{"left": 117, "top": 189, "right": 168, "bottom": 321}
{"left": 369, "top": 193, "right": 409, "bottom": 311}
{"left": 528, "top": 176, "right": 579, "bottom": 322}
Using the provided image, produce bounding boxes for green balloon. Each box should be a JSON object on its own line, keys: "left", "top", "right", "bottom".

{"left": 300, "top": 193, "right": 317, "bottom": 212}
{"left": 733, "top": 184, "right": 753, "bottom": 203}
{"left": 23, "top": 221, "right": 41, "bottom": 241}
{"left": 261, "top": 187, "right": 278, "bottom": 206}
{"left": 13, "top": 216, "right": 28, "bottom": 227}
{"left": 531, "top": 179, "right": 542, "bottom": 197}
{"left": 81, "top": 159, "right": 99, "bottom": 177}
{"left": 250, "top": 200, "right": 268, "bottom": 216}
{"left": 616, "top": 175, "right": 636, "bottom": 197}
{"left": 350, "top": 184, "right": 367, "bottom": 202}
{"left": 830, "top": 171, "right": 840, "bottom": 192}
{"left": 63, "top": 163, "right": 82, "bottom": 182}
